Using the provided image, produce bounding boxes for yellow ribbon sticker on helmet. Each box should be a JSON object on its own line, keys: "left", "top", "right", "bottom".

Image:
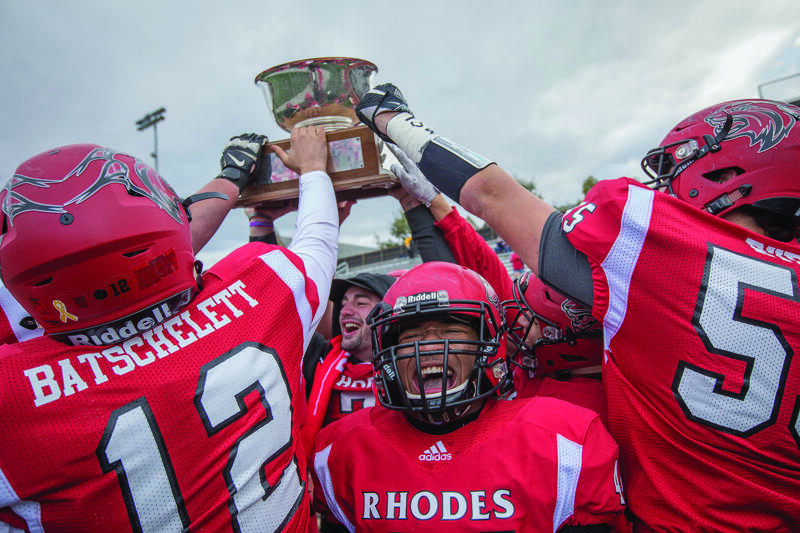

{"left": 53, "top": 300, "right": 78, "bottom": 323}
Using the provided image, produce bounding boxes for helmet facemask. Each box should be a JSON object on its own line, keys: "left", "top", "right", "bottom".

{"left": 641, "top": 112, "right": 733, "bottom": 199}
{"left": 370, "top": 299, "right": 509, "bottom": 427}
{"left": 503, "top": 273, "right": 603, "bottom": 375}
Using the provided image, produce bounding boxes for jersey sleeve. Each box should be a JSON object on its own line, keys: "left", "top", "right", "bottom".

{"left": 562, "top": 416, "right": 625, "bottom": 528}
{"left": 310, "top": 420, "right": 357, "bottom": 532}
{"left": 288, "top": 170, "right": 338, "bottom": 329}
{"left": 560, "top": 178, "right": 653, "bottom": 321}
{"left": 437, "top": 207, "right": 514, "bottom": 302}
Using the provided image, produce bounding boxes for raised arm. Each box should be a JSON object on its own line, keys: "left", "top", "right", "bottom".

{"left": 188, "top": 179, "right": 239, "bottom": 254}
{"left": 272, "top": 126, "right": 339, "bottom": 326}
{"left": 357, "top": 85, "right": 555, "bottom": 274}
{"left": 389, "top": 146, "right": 513, "bottom": 301}
{"left": 189, "top": 133, "right": 272, "bottom": 254}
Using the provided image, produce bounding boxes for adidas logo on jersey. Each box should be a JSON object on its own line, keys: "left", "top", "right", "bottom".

{"left": 419, "top": 440, "right": 452, "bottom": 461}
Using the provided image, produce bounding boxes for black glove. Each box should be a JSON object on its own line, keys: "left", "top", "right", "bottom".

{"left": 355, "top": 83, "right": 412, "bottom": 142}
{"left": 218, "top": 133, "right": 270, "bottom": 191}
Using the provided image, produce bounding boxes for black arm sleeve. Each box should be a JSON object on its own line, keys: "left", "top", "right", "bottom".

{"left": 319, "top": 520, "right": 350, "bottom": 533}
{"left": 404, "top": 205, "right": 457, "bottom": 264}
{"left": 538, "top": 211, "right": 594, "bottom": 307}
{"left": 558, "top": 525, "right": 610, "bottom": 533}
{"left": 249, "top": 233, "right": 278, "bottom": 245}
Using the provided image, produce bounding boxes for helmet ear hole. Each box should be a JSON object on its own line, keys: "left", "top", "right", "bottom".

{"left": 702, "top": 166, "right": 744, "bottom": 183}
{"left": 123, "top": 248, "right": 148, "bottom": 258}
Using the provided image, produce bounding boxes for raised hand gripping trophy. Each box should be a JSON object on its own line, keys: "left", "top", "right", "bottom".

{"left": 237, "top": 57, "right": 396, "bottom": 207}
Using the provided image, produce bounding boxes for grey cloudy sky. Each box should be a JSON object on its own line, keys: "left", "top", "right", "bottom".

{"left": 2, "top": 1, "right": 799, "bottom": 267}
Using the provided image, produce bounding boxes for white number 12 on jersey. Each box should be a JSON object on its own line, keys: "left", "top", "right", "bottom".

{"left": 97, "top": 342, "right": 303, "bottom": 532}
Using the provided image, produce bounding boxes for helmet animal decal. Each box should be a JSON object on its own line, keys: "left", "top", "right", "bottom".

{"left": 4, "top": 147, "right": 183, "bottom": 226}
{"left": 705, "top": 101, "right": 797, "bottom": 154}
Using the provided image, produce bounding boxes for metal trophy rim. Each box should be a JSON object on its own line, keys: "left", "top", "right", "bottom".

{"left": 254, "top": 57, "right": 378, "bottom": 132}
{"left": 239, "top": 57, "right": 396, "bottom": 208}
{"left": 253, "top": 56, "right": 378, "bottom": 82}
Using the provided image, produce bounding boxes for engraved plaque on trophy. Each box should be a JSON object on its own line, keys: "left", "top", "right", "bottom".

{"left": 237, "top": 57, "right": 396, "bottom": 207}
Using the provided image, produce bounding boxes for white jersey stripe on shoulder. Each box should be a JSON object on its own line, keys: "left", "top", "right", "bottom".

{"left": 0, "top": 467, "right": 43, "bottom": 533}
{"left": 600, "top": 185, "right": 654, "bottom": 350}
{"left": 0, "top": 286, "right": 41, "bottom": 342}
{"left": 314, "top": 444, "right": 355, "bottom": 533}
{"left": 0, "top": 521, "right": 25, "bottom": 532}
{"left": 554, "top": 434, "right": 582, "bottom": 533}
{"left": 260, "top": 250, "right": 315, "bottom": 352}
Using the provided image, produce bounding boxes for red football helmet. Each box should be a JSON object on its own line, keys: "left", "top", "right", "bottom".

{"left": 0, "top": 144, "right": 198, "bottom": 345}
{"left": 503, "top": 272, "right": 602, "bottom": 375}
{"left": 369, "top": 261, "right": 511, "bottom": 426}
{"left": 642, "top": 99, "right": 800, "bottom": 217}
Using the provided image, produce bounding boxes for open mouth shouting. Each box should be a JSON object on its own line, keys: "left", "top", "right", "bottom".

{"left": 411, "top": 362, "right": 457, "bottom": 396}
{"left": 404, "top": 356, "right": 475, "bottom": 400}
{"left": 395, "top": 317, "right": 481, "bottom": 400}
{"left": 341, "top": 319, "right": 363, "bottom": 337}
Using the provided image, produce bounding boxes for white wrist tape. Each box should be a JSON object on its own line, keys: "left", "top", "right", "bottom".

{"left": 385, "top": 113, "right": 438, "bottom": 163}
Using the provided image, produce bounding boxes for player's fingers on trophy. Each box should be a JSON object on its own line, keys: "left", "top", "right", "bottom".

{"left": 271, "top": 126, "right": 327, "bottom": 175}
{"left": 292, "top": 126, "right": 328, "bottom": 174}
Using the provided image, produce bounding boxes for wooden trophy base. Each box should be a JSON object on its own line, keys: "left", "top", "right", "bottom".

{"left": 236, "top": 125, "right": 397, "bottom": 208}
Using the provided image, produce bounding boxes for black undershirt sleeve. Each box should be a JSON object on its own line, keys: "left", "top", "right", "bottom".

{"left": 558, "top": 524, "right": 610, "bottom": 533}
{"left": 404, "top": 204, "right": 457, "bottom": 264}
{"left": 249, "top": 232, "right": 278, "bottom": 245}
{"left": 319, "top": 521, "right": 349, "bottom": 533}
{"left": 538, "top": 211, "right": 594, "bottom": 308}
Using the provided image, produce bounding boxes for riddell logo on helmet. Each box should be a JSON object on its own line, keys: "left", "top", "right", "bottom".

{"left": 407, "top": 291, "right": 439, "bottom": 303}
{"left": 419, "top": 440, "right": 452, "bottom": 461}
{"left": 66, "top": 302, "right": 176, "bottom": 346}
{"left": 395, "top": 290, "right": 448, "bottom": 309}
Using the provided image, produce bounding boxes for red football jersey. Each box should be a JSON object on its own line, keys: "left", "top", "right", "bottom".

{"left": 0, "top": 243, "right": 320, "bottom": 532}
{"left": 322, "top": 358, "right": 375, "bottom": 427}
{"left": 514, "top": 371, "right": 608, "bottom": 427}
{"left": 312, "top": 397, "right": 624, "bottom": 532}
{"left": 562, "top": 178, "right": 800, "bottom": 531}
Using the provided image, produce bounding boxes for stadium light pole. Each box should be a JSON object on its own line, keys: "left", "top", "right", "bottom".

{"left": 135, "top": 107, "right": 166, "bottom": 170}
{"left": 757, "top": 72, "right": 800, "bottom": 106}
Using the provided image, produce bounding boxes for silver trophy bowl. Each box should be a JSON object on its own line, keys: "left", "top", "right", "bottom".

{"left": 255, "top": 57, "right": 378, "bottom": 132}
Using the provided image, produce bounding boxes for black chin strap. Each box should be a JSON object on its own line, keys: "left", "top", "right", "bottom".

{"left": 700, "top": 112, "right": 734, "bottom": 157}
{"left": 405, "top": 401, "right": 486, "bottom": 435}
{"left": 181, "top": 192, "right": 229, "bottom": 222}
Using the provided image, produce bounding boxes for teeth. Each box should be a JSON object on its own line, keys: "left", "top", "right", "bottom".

{"left": 421, "top": 366, "right": 443, "bottom": 377}
{"left": 420, "top": 366, "right": 453, "bottom": 377}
